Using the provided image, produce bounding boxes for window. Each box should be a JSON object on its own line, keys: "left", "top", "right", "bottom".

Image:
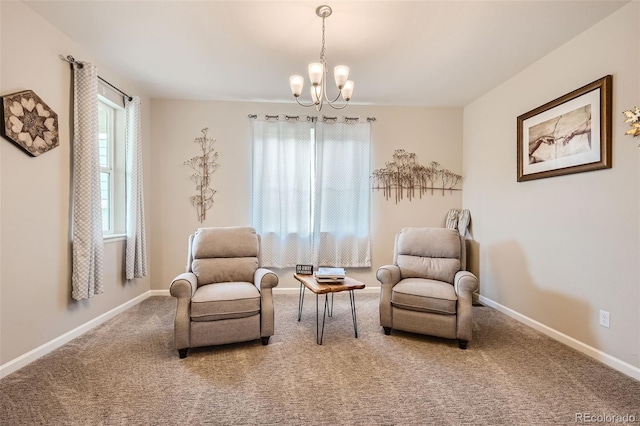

{"left": 252, "top": 118, "right": 371, "bottom": 268}
{"left": 98, "top": 97, "right": 125, "bottom": 236}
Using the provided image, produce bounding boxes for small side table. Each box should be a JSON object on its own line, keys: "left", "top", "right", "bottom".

{"left": 294, "top": 274, "right": 365, "bottom": 345}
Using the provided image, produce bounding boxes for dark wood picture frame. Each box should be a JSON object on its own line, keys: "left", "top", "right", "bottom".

{"left": 517, "top": 75, "right": 612, "bottom": 182}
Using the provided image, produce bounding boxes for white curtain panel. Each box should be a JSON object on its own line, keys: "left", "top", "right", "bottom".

{"left": 252, "top": 117, "right": 371, "bottom": 268}
{"left": 125, "top": 96, "right": 148, "bottom": 279}
{"left": 314, "top": 119, "right": 371, "bottom": 267}
{"left": 71, "top": 61, "right": 104, "bottom": 301}
{"left": 252, "top": 118, "right": 315, "bottom": 267}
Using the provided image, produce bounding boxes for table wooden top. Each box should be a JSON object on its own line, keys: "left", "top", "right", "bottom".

{"left": 294, "top": 274, "right": 366, "bottom": 294}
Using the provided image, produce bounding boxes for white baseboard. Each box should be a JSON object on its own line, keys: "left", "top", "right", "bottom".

{"left": 478, "top": 295, "right": 640, "bottom": 381}
{"left": 0, "top": 292, "right": 151, "bottom": 379}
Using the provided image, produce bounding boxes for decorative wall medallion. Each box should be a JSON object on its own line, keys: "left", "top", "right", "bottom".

{"left": 1, "top": 90, "right": 59, "bottom": 157}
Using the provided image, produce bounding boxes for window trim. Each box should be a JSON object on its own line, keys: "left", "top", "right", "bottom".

{"left": 98, "top": 95, "right": 126, "bottom": 238}
{"left": 99, "top": 100, "right": 115, "bottom": 235}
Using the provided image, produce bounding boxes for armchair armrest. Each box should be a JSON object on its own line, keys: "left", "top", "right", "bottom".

{"left": 454, "top": 270, "right": 478, "bottom": 343}
{"left": 376, "top": 264, "right": 401, "bottom": 287}
{"left": 377, "top": 264, "right": 401, "bottom": 329}
{"left": 454, "top": 270, "right": 478, "bottom": 296}
{"left": 169, "top": 272, "right": 198, "bottom": 351}
{"left": 170, "top": 272, "right": 198, "bottom": 299}
{"left": 254, "top": 268, "right": 279, "bottom": 291}
{"left": 254, "top": 268, "right": 278, "bottom": 338}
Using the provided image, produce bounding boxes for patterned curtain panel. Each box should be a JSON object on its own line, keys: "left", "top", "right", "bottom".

{"left": 252, "top": 117, "right": 315, "bottom": 267}
{"left": 71, "top": 61, "right": 104, "bottom": 301}
{"left": 314, "top": 119, "right": 371, "bottom": 267}
{"left": 125, "top": 97, "right": 148, "bottom": 279}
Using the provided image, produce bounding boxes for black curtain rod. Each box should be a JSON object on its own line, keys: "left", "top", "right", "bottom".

{"left": 248, "top": 114, "right": 376, "bottom": 122}
{"left": 98, "top": 76, "right": 133, "bottom": 102}
{"left": 64, "top": 55, "right": 133, "bottom": 101}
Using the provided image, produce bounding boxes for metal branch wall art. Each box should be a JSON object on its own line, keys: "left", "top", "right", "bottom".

{"left": 184, "top": 128, "right": 220, "bottom": 222}
{"left": 371, "top": 149, "right": 462, "bottom": 203}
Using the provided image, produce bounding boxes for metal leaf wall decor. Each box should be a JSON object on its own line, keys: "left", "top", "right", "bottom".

{"left": 184, "top": 128, "right": 219, "bottom": 222}
{"left": 371, "top": 149, "right": 462, "bottom": 203}
{"left": 622, "top": 106, "right": 640, "bottom": 142}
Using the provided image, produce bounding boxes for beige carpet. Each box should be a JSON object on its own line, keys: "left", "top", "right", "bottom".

{"left": 1, "top": 293, "right": 639, "bottom": 425}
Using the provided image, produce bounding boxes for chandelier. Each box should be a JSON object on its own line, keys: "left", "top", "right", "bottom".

{"left": 289, "top": 5, "right": 354, "bottom": 111}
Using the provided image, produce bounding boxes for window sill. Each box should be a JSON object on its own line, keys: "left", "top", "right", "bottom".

{"left": 104, "top": 234, "right": 126, "bottom": 243}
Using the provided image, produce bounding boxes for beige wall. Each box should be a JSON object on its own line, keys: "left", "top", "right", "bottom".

{"left": 150, "top": 101, "right": 463, "bottom": 290}
{"left": 463, "top": 3, "right": 640, "bottom": 368}
{"left": 0, "top": 2, "right": 152, "bottom": 364}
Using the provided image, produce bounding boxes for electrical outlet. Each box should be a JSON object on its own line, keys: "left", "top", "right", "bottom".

{"left": 599, "top": 310, "right": 610, "bottom": 328}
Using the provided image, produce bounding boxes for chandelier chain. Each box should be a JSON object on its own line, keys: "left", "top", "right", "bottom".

{"left": 320, "top": 15, "right": 326, "bottom": 64}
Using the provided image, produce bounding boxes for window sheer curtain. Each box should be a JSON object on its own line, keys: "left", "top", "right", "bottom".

{"left": 124, "top": 96, "right": 148, "bottom": 279}
{"left": 252, "top": 116, "right": 371, "bottom": 268}
{"left": 252, "top": 118, "right": 315, "bottom": 267}
{"left": 315, "top": 119, "right": 371, "bottom": 267}
{"left": 71, "top": 61, "right": 104, "bottom": 300}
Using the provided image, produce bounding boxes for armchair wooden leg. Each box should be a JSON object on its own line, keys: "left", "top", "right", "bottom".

{"left": 458, "top": 340, "right": 468, "bottom": 350}
{"left": 383, "top": 327, "right": 391, "bottom": 335}
{"left": 261, "top": 336, "right": 270, "bottom": 345}
{"left": 178, "top": 348, "right": 188, "bottom": 359}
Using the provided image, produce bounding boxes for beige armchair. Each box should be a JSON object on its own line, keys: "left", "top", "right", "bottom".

{"left": 377, "top": 227, "right": 478, "bottom": 349}
{"left": 169, "top": 227, "right": 278, "bottom": 358}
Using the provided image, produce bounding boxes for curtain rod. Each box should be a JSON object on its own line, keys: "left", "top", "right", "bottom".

{"left": 248, "top": 114, "right": 376, "bottom": 122}
{"left": 97, "top": 76, "right": 133, "bottom": 102}
{"left": 63, "top": 55, "right": 133, "bottom": 101}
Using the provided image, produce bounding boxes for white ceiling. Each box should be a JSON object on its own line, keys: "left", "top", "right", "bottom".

{"left": 25, "top": 0, "right": 628, "bottom": 107}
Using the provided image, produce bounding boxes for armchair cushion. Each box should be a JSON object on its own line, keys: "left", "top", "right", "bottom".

{"left": 396, "top": 228, "right": 461, "bottom": 284}
{"left": 190, "top": 282, "right": 261, "bottom": 322}
{"left": 391, "top": 278, "right": 457, "bottom": 315}
{"left": 397, "top": 255, "right": 460, "bottom": 284}
{"left": 192, "top": 258, "right": 258, "bottom": 285}
{"left": 192, "top": 226, "right": 259, "bottom": 258}
{"left": 396, "top": 227, "right": 460, "bottom": 258}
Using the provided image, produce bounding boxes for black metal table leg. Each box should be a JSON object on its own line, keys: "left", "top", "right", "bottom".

{"left": 349, "top": 290, "right": 358, "bottom": 338}
{"left": 328, "top": 292, "right": 334, "bottom": 317}
{"left": 297, "top": 283, "right": 305, "bottom": 321}
{"left": 316, "top": 293, "right": 329, "bottom": 345}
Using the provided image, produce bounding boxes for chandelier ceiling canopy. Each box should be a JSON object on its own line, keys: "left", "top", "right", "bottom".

{"left": 289, "top": 5, "right": 353, "bottom": 111}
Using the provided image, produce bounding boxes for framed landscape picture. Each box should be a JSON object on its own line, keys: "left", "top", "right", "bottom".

{"left": 517, "top": 75, "right": 612, "bottom": 182}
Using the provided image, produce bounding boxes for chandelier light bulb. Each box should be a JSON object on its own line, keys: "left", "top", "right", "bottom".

{"left": 308, "top": 63, "right": 324, "bottom": 86}
{"left": 334, "top": 65, "right": 349, "bottom": 89}
{"left": 290, "top": 75, "right": 304, "bottom": 97}
{"left": 341, "top": 80, "right": 354, "bottom": 101}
